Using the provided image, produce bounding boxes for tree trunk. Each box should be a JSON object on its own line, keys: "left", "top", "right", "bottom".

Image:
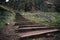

{"left": 31, "top": 0, "right": 36, "bottom": 12}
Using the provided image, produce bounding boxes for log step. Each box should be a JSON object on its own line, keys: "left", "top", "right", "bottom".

{"left": 17, "top": 27, "right": 54, "bottom": 30}
{"left": 15, "top": 22, "right": 40, "bottom": 25}
{"left": 17, "top": 29, "right": 58, "bottom": 38}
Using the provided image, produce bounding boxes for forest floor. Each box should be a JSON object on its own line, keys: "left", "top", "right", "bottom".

{"left": 15, "top": 13, "right": 59, "bottom": 40}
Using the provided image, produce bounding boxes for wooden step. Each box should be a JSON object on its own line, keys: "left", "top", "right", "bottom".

{"left": 15, "top": 27, "right": 55, "bottom": 33}
{"left": 17, "top": 29, "right": 59, "bottom": 38}
{"left": 19, "top": 25, "right": 42, "bottom": 27}
{"left": 16, "top": 21, "right": 31, "bottom": 22}
{"left": 15, "top": 22, "right": 39, "bottom": 25}
{"left": 16, "top": 21, "right": 31, "bottom": 23}
{"left": 17, "top": 27, "right": 54, "bottom": 30}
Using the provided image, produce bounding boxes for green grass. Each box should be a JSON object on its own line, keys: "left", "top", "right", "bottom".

{"left": 0, "top": 10, "right": 15, "bottom": 29}
{"left": 21, "top": 12, "right": 60, "bottom": 27}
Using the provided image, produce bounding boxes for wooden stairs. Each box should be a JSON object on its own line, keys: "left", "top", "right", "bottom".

{"left": 13, "top": 13, "right": 59, "bottom": 38}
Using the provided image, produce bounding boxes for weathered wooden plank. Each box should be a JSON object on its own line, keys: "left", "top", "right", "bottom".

{"left": 18, "top": 29, "right": 59, "bottom": 38}
{"left": 17, "top": 27, "right": 54, "bottom": 30}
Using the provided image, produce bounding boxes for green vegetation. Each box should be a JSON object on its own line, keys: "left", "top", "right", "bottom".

{"left": 21, "top": 12, "right": 60, "bottom": 27}
{"left": 0, "top": 0, "right": 60, "bottom": 28}
{"left": 0, "top": 9, "right": 15, "bottom": 28}
{"left": 54, "top": 13, "right": 60, "bottom": 27}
